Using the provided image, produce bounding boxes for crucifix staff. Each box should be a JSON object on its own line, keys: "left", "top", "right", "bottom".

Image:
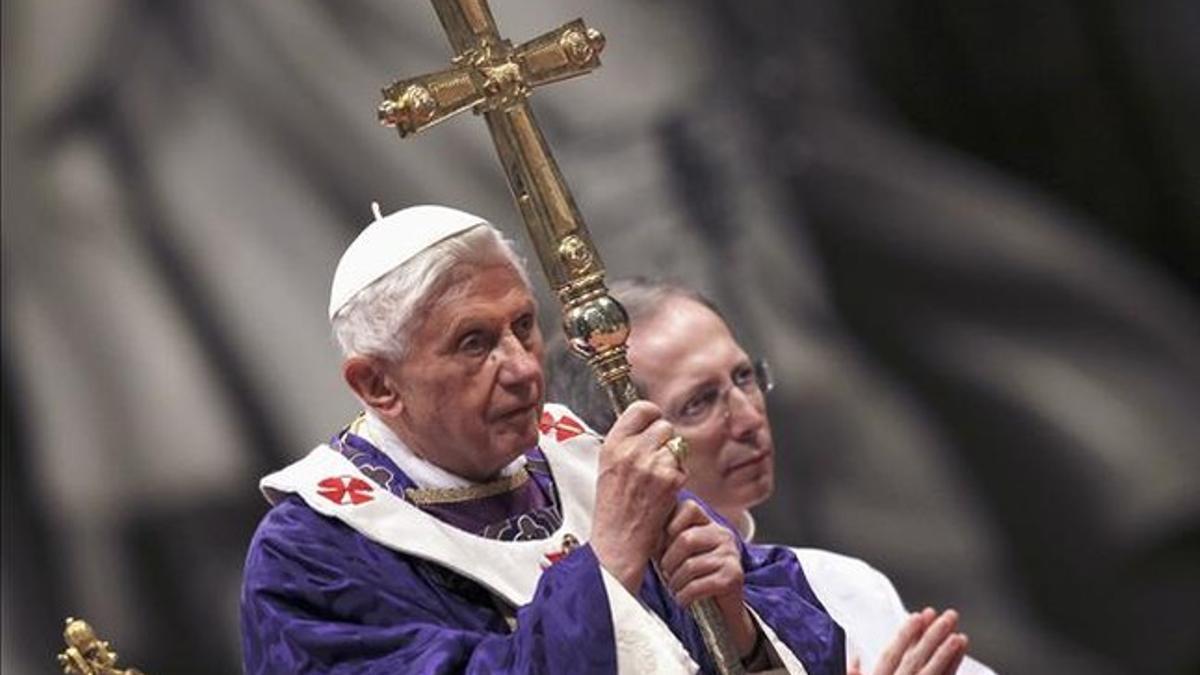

{"left": 376, "top": 1, "right": 745, "bottom": 672}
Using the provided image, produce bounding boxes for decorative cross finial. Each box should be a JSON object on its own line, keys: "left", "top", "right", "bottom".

{"left": 58, "top": 618, "right": 144, "bottom": 675}
{"left": 378, "top": 3, "right": 604, "bottom": 137}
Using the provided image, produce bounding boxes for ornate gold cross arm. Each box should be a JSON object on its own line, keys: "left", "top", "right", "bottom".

{"left": 377, "top": 2, "right": 744, "bottom": 672}
{"left": 378, "top": 19, "right": 604, "bottom": 138}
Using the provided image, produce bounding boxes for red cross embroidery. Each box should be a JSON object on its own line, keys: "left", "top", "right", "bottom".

{"left": 541, "top": 533, "right": 580, "bottom": 569}
{"left": 317, "top": 475, "right": 375, "bottom": 505}
{"left": 538, "top": 411, "right": 584, "bottom": 442}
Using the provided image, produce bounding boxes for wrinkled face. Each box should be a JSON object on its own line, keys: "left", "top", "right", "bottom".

{"left": 387, "top": 263, "right": 545, "bottom": 482}
{"left": 626, "top": 297, "right": 774, "bottom": 518}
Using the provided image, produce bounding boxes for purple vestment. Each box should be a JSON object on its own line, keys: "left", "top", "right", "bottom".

{"left": 240, "top": 427, "right": 845, "bottom": 674}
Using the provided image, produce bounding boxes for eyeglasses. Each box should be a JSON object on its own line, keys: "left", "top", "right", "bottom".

{"left": 668, "top": 358, "right": 774, "bottom": 428}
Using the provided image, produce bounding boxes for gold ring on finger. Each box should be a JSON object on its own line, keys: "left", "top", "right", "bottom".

{"left": 664, "top": 436, "right": 689, "bottom": 468}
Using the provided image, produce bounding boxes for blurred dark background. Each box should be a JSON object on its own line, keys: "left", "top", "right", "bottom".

{"left": 3, "top": 1, "right": 1197, "bottom": 673}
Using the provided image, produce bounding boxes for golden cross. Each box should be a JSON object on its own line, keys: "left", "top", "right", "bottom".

{"left": 378, "top": 1, "right": 607, "bottom": 295}
{"left": 377, "top": 2, "right": 745, "bottom": 672}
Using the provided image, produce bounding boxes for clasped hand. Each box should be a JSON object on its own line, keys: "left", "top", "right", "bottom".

{"left": 849, "top": 608, "right": 969, "bottom": 675}
{"left": 590, "top": 402, "right": 757, "bottom": 656}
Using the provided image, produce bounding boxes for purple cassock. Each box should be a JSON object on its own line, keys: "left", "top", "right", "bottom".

{"left": 240, "top": 422, "right": 846, "bottom": 674}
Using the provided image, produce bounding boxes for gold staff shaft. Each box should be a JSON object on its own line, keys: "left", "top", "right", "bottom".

{"left": 481, "top": 87, "right": 749, "bottom": 675}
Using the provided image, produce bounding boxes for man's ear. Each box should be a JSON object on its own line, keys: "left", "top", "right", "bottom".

{"left": 342, "top": 356, "right": 403, "bottom": 418}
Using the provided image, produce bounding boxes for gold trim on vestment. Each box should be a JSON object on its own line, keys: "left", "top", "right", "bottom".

{"left": 342, "top": 413, "right": 532, "bottom": 506}
{"left": 346, "top": 413, "right": 368, "bottom": 437}
{"left": 405, "top": 468, "right": 531, "bottom": 505}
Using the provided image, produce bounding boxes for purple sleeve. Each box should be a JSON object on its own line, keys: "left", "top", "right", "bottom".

{"left": 741, "top": 543, "right": 848, "bottom": 675}
{"left": 682, "top": 493, "right": 846, "bottom": 675}
{"left": 240, "top": 498, "right": 618, "bottom": 674}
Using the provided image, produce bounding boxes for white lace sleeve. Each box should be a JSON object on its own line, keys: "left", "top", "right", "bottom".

{"left": 598, "top": 567, "right": 699, "bottom": 674}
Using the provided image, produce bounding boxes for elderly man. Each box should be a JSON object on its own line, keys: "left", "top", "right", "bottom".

{"left": 239, "top": 205, "right": 848, "bottom": 674}
{"left": 547, "top": 279, "right": 994, "bottom": 675}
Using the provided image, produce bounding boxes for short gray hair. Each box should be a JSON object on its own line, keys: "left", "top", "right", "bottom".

{"left": 331, "top": 224, "right": 530, "bottom": 360}
{"left": 546, "top": 277, "right": 727, "bottom": 432}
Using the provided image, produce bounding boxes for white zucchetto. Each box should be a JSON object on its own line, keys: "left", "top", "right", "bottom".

{"left": 328, "top": 204, "right": 489, "bottom": 320}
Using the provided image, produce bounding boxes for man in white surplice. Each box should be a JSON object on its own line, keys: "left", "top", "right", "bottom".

{"left": 547, "top": 278, "right": 998, "bottom": 675}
